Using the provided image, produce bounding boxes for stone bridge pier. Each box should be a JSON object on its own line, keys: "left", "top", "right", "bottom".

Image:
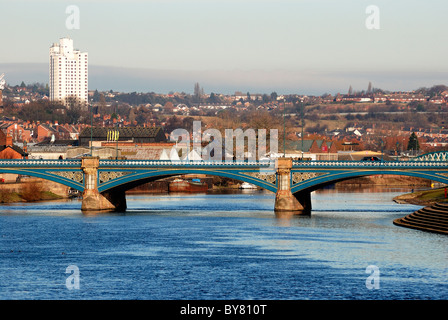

{"left": 81, "top": 157, "right": 126, "bottom": 212}
{"left": 274, "top": 158, "right": 309, "bottom": 215}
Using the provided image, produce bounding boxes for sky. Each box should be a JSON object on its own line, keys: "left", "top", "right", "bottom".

{"left": 1, "top": 0, "right": 447, "bottom": 95}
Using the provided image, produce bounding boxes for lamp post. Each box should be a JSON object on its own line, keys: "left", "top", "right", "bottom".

{"left": 283, "top": 99, "right": 286, "bottom": 157}
{"left": 301, "top": 101, "right": 304, "bottom": 160}
{"left": 381, "top": 139, "right": 384, "bottom": 162}
{"left": 116, "top": 117, "right": 119, "bottom": 160}
{"left": 90, "top": 104, "right": 93, "bottom": 157}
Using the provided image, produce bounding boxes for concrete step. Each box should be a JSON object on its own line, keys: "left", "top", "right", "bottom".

{"left": 396, "top": 217, "right": 448, "bottom": 233}
{"left": 394, "top": 202, "right": 448, "bottom": 235}
{"left": 405, "top": 215, "right": 448, "bottom": 229}
{"left": 419, "top": 207, "right": 448, "bottom": 216}
{"left": 414, "top": 210, "right": 448, "bottom": 222}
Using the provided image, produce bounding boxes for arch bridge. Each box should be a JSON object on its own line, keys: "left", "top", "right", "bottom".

{"left": 0, "top": 153, "right": 447, "bottom": 214}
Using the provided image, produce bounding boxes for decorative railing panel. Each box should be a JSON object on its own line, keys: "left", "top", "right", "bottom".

{"left": 0, "top": 159, "right": 82, "bottom": 167}
{"left": 291, "top": 160, "right": 448, "bottom": 169}
{"left": 412, "top": 151, "right": 448, "bottom": 162}
{"left": 99, "top": 159, "right": 275, "bottom": 168}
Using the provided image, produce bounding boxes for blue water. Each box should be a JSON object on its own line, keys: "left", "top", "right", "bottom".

{"left": 0, "top": 188, "right": 447, "bottom": 300}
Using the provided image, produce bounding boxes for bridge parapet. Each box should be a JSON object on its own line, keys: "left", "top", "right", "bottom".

{"left": 99, "top": 159, "right": 274, "bottom": 168}
{"left": 412, "top": 151, "right": 448, "bottom": 162}
{"left": 97, "top": 159, "right": 448, "bottom": 169}
{"left": 0, "top": 159, "right": 81, "bottom": 167}
{"left": 292, "top": 160, "right": 448, "bottom": 169}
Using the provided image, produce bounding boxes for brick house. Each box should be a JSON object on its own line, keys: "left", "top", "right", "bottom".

{"left": 0, "top": 129, "right": 28, "bottom": 159}
{"left": 37, "top": 124, "right": 57, "bottom": 142}
{"left": 0, "top": 122, "right": 33, "bottom": 143}
{"left": 285, "top": 139, "right": 338, "bottom": 160}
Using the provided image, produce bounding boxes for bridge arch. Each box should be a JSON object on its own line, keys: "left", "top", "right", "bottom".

{"left": 97, "top": 168, "right": 278, "bottom": 194}
{"left": 0, "top": 168, "right": 84, "bottom": 191}
{"left": 291, "top": 169, "right": 448, "bottom": 195}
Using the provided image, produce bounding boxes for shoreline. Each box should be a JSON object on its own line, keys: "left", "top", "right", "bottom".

{"left": 0, "top": 179, "right": 67, "bottom": 204}
{"left": 393, "top": 187, "right": 448, "bottom": 206}
{"left": 0, "top": 189, "right": 65, "bottom": 204}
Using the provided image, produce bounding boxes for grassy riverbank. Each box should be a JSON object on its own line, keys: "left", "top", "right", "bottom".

{"left": 0, "top": 180, "right": 66, "bottom": 204}
{"left": 393, "top": 187, "right": 448, "bottom": 206}
{"left": 0, "top": 190, "right": 64, "bottom": 204}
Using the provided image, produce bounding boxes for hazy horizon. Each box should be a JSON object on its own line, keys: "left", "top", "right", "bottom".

{"left": 1, "top": 62, "right": 447, "bottom": 96}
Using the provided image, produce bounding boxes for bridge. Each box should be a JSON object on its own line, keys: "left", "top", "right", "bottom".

{"left": 0, "top": 154, "right": 447, "bottom": 214}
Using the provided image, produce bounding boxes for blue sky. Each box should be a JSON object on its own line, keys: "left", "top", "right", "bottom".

{"left": 1, "top": 0, "right": 447, "bottom": 94}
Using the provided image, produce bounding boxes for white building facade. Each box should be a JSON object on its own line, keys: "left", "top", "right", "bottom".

{"left": 49, "top": 38, "right": 88, "bottom": 106}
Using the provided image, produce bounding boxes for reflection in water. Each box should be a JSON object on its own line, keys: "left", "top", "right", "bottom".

{"left": 274, "top": 211, "right": 311, "bottom": 227}
{"left": 315, "top": 185, "right": 428, "bottom": 194}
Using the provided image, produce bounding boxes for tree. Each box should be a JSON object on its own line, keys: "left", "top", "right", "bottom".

{"left": 129, "top": 109, "right": 136, "bottom": 124}
{"left": 92, "top": 89, "right": 100, "bottom": 102}
{"left": 193, "top": 82, "right": 203, "bottom": 104}
{"left": 367, "top": 82, "right": 372, "bottom": 93}
{"left": 66, "top": 102, "right": 86, "bottom": 124}
{"left": 348, "top": 85, "right": 353, "bottom": 95}
{"left": 407, "top": 132, "right": 420, "bottom": 152}
{"left": 207, "top": 92, "right": 221, "bottom": 104}
{"left": 98, "top": 93, "right": 107, "bottom": 114}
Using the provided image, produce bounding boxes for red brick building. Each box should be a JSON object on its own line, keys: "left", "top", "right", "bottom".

{"left": 0, "top": 129, "right": 28, "bottom": 159}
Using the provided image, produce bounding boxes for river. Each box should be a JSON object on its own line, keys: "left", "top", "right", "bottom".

{"left": 0, "top": 187, "right": 447, "bottom": 300}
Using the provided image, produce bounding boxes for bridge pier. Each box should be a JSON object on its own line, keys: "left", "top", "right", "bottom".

{"left": 274, "top": 158, "right": 308, "bottom": 215}
{"left": 81, "top": 157, "right": 126, "bottom": 212}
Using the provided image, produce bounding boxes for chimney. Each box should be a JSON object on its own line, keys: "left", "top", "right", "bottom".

{"left": 6, "top": 135, "right": 12, "bottom": 146}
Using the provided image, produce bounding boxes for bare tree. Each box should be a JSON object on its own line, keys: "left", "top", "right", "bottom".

{"left": 194, "top": 82, "right": 202, "bottom": 104}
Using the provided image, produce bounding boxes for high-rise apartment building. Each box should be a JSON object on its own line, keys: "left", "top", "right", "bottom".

{"left": 0, "top": 73, "right": 5, "bottom": 107}
{"left": 49, "top": 38, "right": 88, "bottom": 106}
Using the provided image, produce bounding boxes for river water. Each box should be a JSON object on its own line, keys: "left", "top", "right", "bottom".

{"left": 0, "top": 187, "right": 447, "bottom": 300}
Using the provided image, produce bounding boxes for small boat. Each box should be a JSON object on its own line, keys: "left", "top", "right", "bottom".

{"left": 239, "top": 182, "right": 257, "bottom": 189}
{"left": 169, "top": 178, "right": 208, "bottom": 193}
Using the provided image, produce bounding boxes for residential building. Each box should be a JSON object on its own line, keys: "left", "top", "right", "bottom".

{"left": 49, "top": 37, "right": 88, "bottom": 106}
{"left": 78, "top": 126, "right": 167, "bottom": 146}
{"left": 284, "top": 139, "right": 338, "bottom": 160}
{"left": 0, "top": 129, "right": 28, "bottom": 160}
{"left": 0, "top": 122, "right": 33, "bottom": 143}
{"left": 37, "top": 124, "right": 57, "bottom": 142}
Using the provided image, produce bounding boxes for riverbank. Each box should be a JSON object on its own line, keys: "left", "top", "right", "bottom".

{"left": 0, "top": 179, "right": 67, "bottom": 204}
{"left": 393, "top": 187, "right": 448, "bottom": 206}
{"left": 336, "top": 175, "right": 431, "bottom": 187}
{"left": 0, "top": 189, "right": 64, "bottom": 204}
